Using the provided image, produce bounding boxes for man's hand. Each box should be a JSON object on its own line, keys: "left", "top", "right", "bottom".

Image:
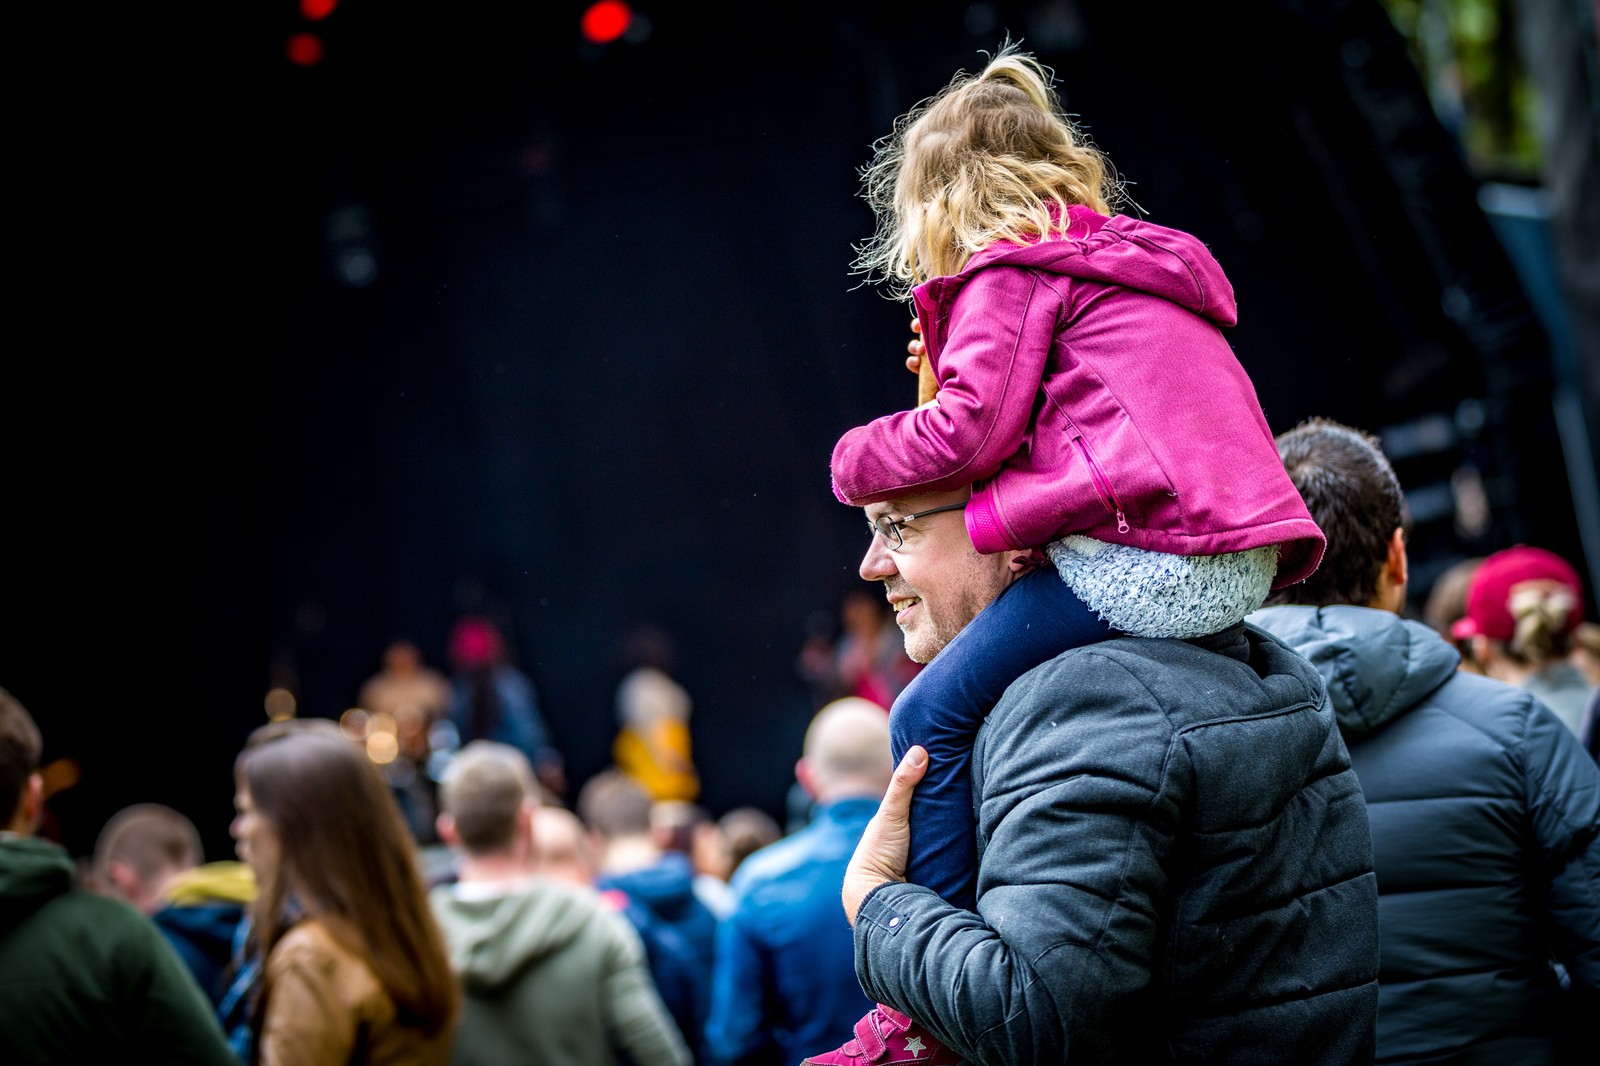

{"left": 843, "top": 745, "right": 928, "bottom": 925}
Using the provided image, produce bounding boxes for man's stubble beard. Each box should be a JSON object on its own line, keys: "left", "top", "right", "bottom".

{"left": 898, "top": 580, "right": 997, "bottom": 665}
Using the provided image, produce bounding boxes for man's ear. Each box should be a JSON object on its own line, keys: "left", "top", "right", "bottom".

{"left": 5, "top": 773, "right": 44, "bottom": 836}
{"left": 435, "top": 813, "right": 459, "bottom": 848}
{"left": 1386, "top": 527, "right": 1409, "bottom": 592}
{"left": 795, "top": 758, "right": 820, "bottom": 801}
{"left": 1369, "top": 527, "right": 1409, "bottom": 613}
{"left": 1007, "top": 549, "right": 1048, "bottom": 574}
{"left": 103, "top": 859, "right": 141, "bottom": 900}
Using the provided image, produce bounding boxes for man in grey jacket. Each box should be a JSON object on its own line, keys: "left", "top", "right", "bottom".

{"left": 1249, "top": 417, "right": 1600, "bottom": 1065}
{"left": 838, "top": 486, "right": 1380, "bottom": 1065}
{"left": 430, "top": 741, "right": 689, "bottom": 1066}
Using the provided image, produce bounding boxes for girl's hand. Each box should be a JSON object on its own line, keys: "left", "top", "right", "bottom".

{"left": 905, "top": 315, "right": 926, "bottom": 375}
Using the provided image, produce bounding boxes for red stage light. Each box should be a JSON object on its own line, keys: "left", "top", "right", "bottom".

{"left": 286, "top": 32, "right": 325, "bottom": 67}
{"left": 580, "top": 1, "right": 631, "bottom": 44}
{"left": 300, "top": 0, "right": 339, "bottom": 21}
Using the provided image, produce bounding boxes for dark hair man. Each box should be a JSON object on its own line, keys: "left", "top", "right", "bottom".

{"left": 1250, "top": 417, "right": 1600, "bottom": 1065}
{"left": 0, "top": 685, "right": 236, "bottom": 1063}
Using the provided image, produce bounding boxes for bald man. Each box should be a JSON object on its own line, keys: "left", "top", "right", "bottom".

{"left": 705, "top": 698, "right": 893, "bottom": 1066}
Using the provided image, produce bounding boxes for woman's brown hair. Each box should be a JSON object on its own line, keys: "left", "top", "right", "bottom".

{"left": 236, "top": 718, "right": 458, "bottom": 1038}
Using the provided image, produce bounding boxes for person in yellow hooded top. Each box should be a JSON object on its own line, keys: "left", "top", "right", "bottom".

{"left": 92, "top": 802, "right": 258, "bottom": 1008}
{"left": 613, "top": 626, "right": 699, "bottom": 803}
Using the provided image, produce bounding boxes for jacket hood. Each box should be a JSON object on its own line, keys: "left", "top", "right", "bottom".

{"left": 163, "top": 860, "right": 257, "bottom": 906}
{"left": 599, "top": 850, "right": 700, "bottom": 918}
{"left": 0, "top": 836, "right": 74, "bottom": 937}
{"left": 430, "top": 877, "right": 603, "bottom": 991}
{"left": 928, "top": 205, "right": 1237, "bottom": 328}
{"left": 1247, "top": 604, "right": 1459, "bottom": 736}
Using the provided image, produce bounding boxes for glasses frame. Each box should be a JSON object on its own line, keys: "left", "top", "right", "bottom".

{"left": 868, "top": 502, "right": 967, "bottom": 551}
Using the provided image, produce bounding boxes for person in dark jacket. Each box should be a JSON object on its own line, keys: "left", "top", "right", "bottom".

{"left": 0, "top": 685, "right": 237, "bottom": 1064}
{"left": 835, "top": 486, "right": 1380, "bottom": 1065}
{"left": 91, "top": 801, "right": 256, "bottom": 1008}
{"left": 579, "top": 767, "right": 719, "bottom": 1061}
{"left": 1249, "top": 416, "right": 1600, "bottom": 1065}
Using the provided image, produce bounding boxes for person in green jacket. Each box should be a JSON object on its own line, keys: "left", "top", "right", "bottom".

{"left": 430, "top": 740, "right": 689, "bottom": 1066}
{"left": 0, "top": 684, "right": 238, "bottom": 1065}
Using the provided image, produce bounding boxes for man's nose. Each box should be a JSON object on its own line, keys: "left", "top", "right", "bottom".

{"left": 860, "top": 535, "right": 896, "bottom": 581}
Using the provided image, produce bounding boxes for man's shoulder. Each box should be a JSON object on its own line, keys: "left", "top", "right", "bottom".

{"left": 1003, "top": 625, "right": 1319, "bottom": 710}
{"left": 0, "top": 876, "right": 168, "bottom": 970}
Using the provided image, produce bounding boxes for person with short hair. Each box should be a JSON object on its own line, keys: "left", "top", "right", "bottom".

{"left": 430, "top": 741, "right": 689, "bottom": 1066}
{"left": 0, "top": 686, "right": 236, "bottom": 1063}
{"left": 707, "top": 698, "right": 893, "bottom": 1066}
{"left": 92, "top": 802, "right": 256, "bottom": 1008}
{"left": 578, "top": 768, "right": 719, "bottom": 1059}
{"left": 822, "top": 475, "right": 1378, "bottom": 1065}
{"left": 1250, "top": 417, "right": 1600, "bottom": 1064}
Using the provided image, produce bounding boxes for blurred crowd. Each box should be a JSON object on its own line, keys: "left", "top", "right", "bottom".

{"left": 1, "top": 539, "right": 1595, "bottom": 1063}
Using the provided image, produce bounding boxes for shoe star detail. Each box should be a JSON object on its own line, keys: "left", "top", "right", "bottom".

{"left": 904, "top": 1036, "right": 926, "bottom": 1054}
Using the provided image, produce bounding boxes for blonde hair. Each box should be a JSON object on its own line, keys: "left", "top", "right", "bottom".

{"left": 1505, "top": 584, "right": 1578, "bottom": 665}
{"left": 853, "top": 40, "right": 1125, "bottom": 299}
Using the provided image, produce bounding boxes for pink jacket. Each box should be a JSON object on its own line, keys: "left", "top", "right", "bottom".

{"left": 830, "top": 207, "right": 1324, "bottom": 588}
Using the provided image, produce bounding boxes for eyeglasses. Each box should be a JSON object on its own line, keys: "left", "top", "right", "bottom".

{"left": 867, "top": 502, "right": 967, "bottom": 551}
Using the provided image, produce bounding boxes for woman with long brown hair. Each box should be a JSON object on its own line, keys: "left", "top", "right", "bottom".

{"left": 230, "top": 718, "right": 459, "bottom": 1063}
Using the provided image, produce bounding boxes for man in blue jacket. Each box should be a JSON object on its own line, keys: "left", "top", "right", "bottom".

{"left": 837, "top": 485, "right": 1381, "bottom": 1065}
{"left": 1249, "top": 417, "right": 1600, "bottom": 1065}
{"left": 706, "top": 697, "right": 893, "bottom": 1065}
{"left": 580, "top": 767, "right": 719, "bottom": 1059}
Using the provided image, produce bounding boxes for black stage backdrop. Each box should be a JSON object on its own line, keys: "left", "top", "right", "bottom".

{"left": 6, "top": 0, "right": 1586, "bottom": 860}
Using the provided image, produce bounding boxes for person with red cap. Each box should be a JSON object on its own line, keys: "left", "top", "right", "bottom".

{"left": 1452, "top": 544, "right": 1596, "bottom": 738}
{"left": 445, "top": 615, "right": 565, "bottom": 800}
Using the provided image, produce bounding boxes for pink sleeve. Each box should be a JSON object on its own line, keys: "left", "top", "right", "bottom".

{"left": 830, "top": 269, "right": 1057, "bottom": 505}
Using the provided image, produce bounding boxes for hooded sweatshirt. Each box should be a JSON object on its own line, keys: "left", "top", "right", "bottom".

{"left": 0, "top": 835, "right": 237, "bottom": 1063}
{"left": 596, "top": 850, "right": 718, "bottom": 1056}
{"left": 430, "top": 875, "right": 688, "bottom": 1066}
{"left": 1250, "top": 604, "right": 1600, "bottom": 1064}
{"left": 154, "top": 859, "right": 256, "bottom": 1006}
{"left": 830, "top": 205, "right": 1324, "bottom": 587}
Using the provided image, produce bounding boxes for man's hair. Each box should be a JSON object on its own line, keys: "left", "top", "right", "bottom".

{"left": 803, "top": 697, "right": 894, "bottom": 796}
{"left": 576, "top": 768, "right": 653, "bottom": 839}
{"left": 718, "top": 807, "right": 781, "bottom": 874}
{"left": 1265, "top": 417, "right": 1410, "bottom": 608}
{"left": 93, "top": 803, "right": 203, "bottom": 887}
{"left": 437, "top": 741, "right": 537, "bottom": 855}
{"left": 0, "top": 686, "right": 43, "bottom": 827}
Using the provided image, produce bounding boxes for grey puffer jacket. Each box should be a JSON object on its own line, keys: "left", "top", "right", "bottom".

{"left": 853, "top": 624, "right": 1379, "bottom": 1065}
{"left": 1250, "top": 605, "right": 1600, "bottom": 1066}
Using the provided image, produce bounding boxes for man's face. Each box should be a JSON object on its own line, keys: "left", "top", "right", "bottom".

{"left": 860, "top": 490, "right": 1017, "bottom": 663}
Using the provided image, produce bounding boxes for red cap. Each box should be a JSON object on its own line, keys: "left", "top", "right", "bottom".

{"left": 449, "top": 616, "right": 505, "bottom": 670}
{"left": 1451, "top": 545, "right": 1584, "bottom": 643}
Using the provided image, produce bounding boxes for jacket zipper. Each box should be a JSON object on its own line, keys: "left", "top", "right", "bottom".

{"left": 1072, "top": 433, "right": 1130, "bottom": 533}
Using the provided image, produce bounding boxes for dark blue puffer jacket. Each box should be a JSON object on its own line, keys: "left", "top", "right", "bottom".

{"left": 853, "top": 623, "right": 1380, "bottom": 1065}
{"left": 1251, "top": 605, "right": 1600, "bottom": 1065}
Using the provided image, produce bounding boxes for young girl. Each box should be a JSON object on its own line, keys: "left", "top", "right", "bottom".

{"left": 809, "top": 43, "right": 1326, "bottom": 1066}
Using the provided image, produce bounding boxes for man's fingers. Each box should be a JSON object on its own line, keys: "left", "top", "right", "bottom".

{"left": 881, "top": 745, "right": 928, "bottom": 816}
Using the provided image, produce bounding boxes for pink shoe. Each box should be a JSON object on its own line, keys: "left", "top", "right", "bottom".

{"left": 800, "top": 1004, "right": 960, "bottom": 1065}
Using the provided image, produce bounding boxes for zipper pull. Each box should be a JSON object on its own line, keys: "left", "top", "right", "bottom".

{"left": 1116, "top": 509, "right": 1129, "bottom": 533}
